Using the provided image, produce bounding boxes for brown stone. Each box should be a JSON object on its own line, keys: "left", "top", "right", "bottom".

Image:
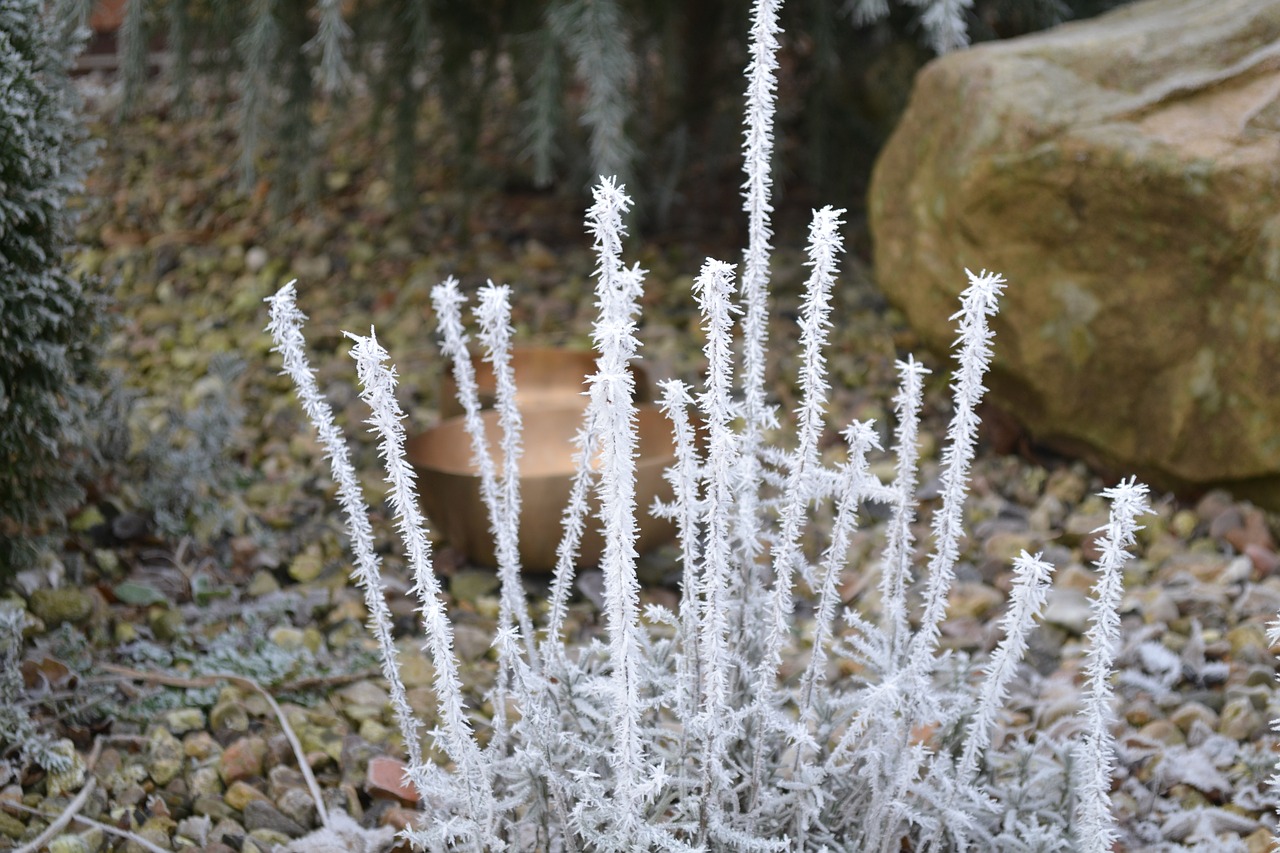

{"left": 870, "top": 0, "right": 1280, "bottom": 504}
{"left": 365, "top": 755, "right": 419, "bottom": 805}
{"left": 1245, "top": 543, "right": 1280, "bottom": 577}
{"left": 223, "top": 780, "right": 270, "bottom": 811}
{"left": 1224, "top": 505, "right": 1276, "bottom": 553}
{"left": 218, "top": 736, "right": 267, "bottom": 786}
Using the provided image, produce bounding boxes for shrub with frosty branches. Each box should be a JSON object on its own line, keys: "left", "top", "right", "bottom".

{"left": 269, "top": 220, "right": 1150, "bottom": 851}
{"left": 265, "top": 0, "right": 1155, "bottom": 848}
{"left": 0, "top": 0, "right": 105, "bottom": 578}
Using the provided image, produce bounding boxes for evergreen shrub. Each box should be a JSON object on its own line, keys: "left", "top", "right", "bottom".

{"left": 0, "top": 0, "right": 104, "bottom": 581}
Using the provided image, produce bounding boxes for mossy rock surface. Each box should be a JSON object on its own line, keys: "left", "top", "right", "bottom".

{"left": 870, "top": 0, "right": 1280, "bottom": 505}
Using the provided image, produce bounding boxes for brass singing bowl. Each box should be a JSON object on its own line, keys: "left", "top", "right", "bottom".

{"left": 407, "top": 403, "right": 678, "bottom": 571}
{"left": 439, "top": 347, "right": 650, "bottom": 419}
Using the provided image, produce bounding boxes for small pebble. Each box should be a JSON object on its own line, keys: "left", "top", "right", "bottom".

{"left": 1218, "top": 697, "right": 1263, "bottom": 741}
{"left": 224, "top": 780, "right": 270, "bottom": 811}
{"left": 1170, "top": 702, "right": 1219, "bottom": 734}
{"left": 243, "top": 799, "right": 306, "bottom": 837}
{"left": 219, "top": 736, "right": 268, "bottom": 785}
{"left": 147, "top": 726, "right": 185, "bottom": 787}
{"left": 365, "top": 755, "right": 418, "bottom": 805}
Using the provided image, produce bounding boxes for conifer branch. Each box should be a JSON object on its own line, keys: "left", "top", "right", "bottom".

{"left": 549, "top": 0, "right": 636, "bottom": 189}
{"left": 305, "top": 0, "right": 353, "bottom": 93}
{"left": 236, "top": 0, "right": 279, "bottom": 192}
{"left": 118, "top": 0, "right": 148, "bottom": 114}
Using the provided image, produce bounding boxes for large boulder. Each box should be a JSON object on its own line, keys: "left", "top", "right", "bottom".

{"left": 869, "top": 0, "right": 1280, "bottom": 505}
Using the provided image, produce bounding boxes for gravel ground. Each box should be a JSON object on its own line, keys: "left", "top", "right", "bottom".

{"left": 3, "top": 81, "right": 1280, "bottom": 852}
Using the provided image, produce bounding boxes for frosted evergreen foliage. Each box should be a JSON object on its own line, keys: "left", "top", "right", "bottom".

{"left": 306, "top": 0, "right": 352, "bottom": 93}
{"left": 110, "top": 0, "right": 1105, "bottom": 213}
{"left": 0, "top": 0, "right": 104, "bottom": 577}
{"left": 268, "top": 1, "right": 1157, "bottom": 848}
{"left": 548, "top": 0, "right": 637, "bottom": 191}
{"left": 913, "top": 0, "right": 974, "bottom": 54}
{"left": 0, "top": 604, "right": 76, "bottom": 773}
{"left": 844, "top": 0, "right": 974, "bottom": 53}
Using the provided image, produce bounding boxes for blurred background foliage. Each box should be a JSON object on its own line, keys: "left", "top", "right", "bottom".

{"left": 0, "top": 0, "right": 1135, "bottom": 582}
{"left": 71, "top": 0, "right": 1132, "bottom": 234}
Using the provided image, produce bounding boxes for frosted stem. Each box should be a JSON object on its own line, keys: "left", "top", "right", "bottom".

{"left": 733, "top": 0, "right": 785, "bottom": 602}
{"left": 738, "top": 0, "right": 783, "bottom": 442}
{"left": 747, "top": 206, "right": 845, "bottom": 818}
{"left": 346, "top": 328, "right": 496, "bottom": 844}
{"left": 264, "top": 282, "right": 424, "bottom": 780}
{"left": 432, "top": 278, "right": 517, "bottom": 747}
{"left": 958, "top": 551, "right": 1054, "bottom": 783}
{"left": 655, "top": 379, "right": 705, "bottom": 720}
{"left": 543, "top": 411, "right": 600, "bottom": 652}
{"left": 799, "top": 421, "right": 881, "bottom": 724}
{"left": 584, "top": 177, "right": 649, "bottom": 834}
{"left": 691, "top": 258, "right": 741, "bottom": 843}
{"left": 1074, "top": 478, "right": 1150, "bottom": 853}
{"left": 910, "top": 269, "right": 1006, "bottom": 668}
{"left": 476, "top": 282, "right": 538, "bottom": 667}
{"left": 759, "top": 205, "right": 845, "bottom": 680}
{"left": 879, "top": 357, "right": 929, "bottom": 669}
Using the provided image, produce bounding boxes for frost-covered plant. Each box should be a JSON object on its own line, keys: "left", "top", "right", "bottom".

{"left": 130, "top": 353, "right": 249, "bottom": 539}
{"left": 269, "top": 228, "right": 1150, "bottom": 852}
{"left": 0, "top": 604, "right": 76, "bottom": 774}
{"left": 265, "top": 0, "right": 1156, "bottom": 848}
{"left": 0, "top": 0, "right": 105, "bottom": 579}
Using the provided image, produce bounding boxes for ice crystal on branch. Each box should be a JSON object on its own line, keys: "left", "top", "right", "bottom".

{"left": 1074, "top": 478, "right": 1151, "bottom": 853}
